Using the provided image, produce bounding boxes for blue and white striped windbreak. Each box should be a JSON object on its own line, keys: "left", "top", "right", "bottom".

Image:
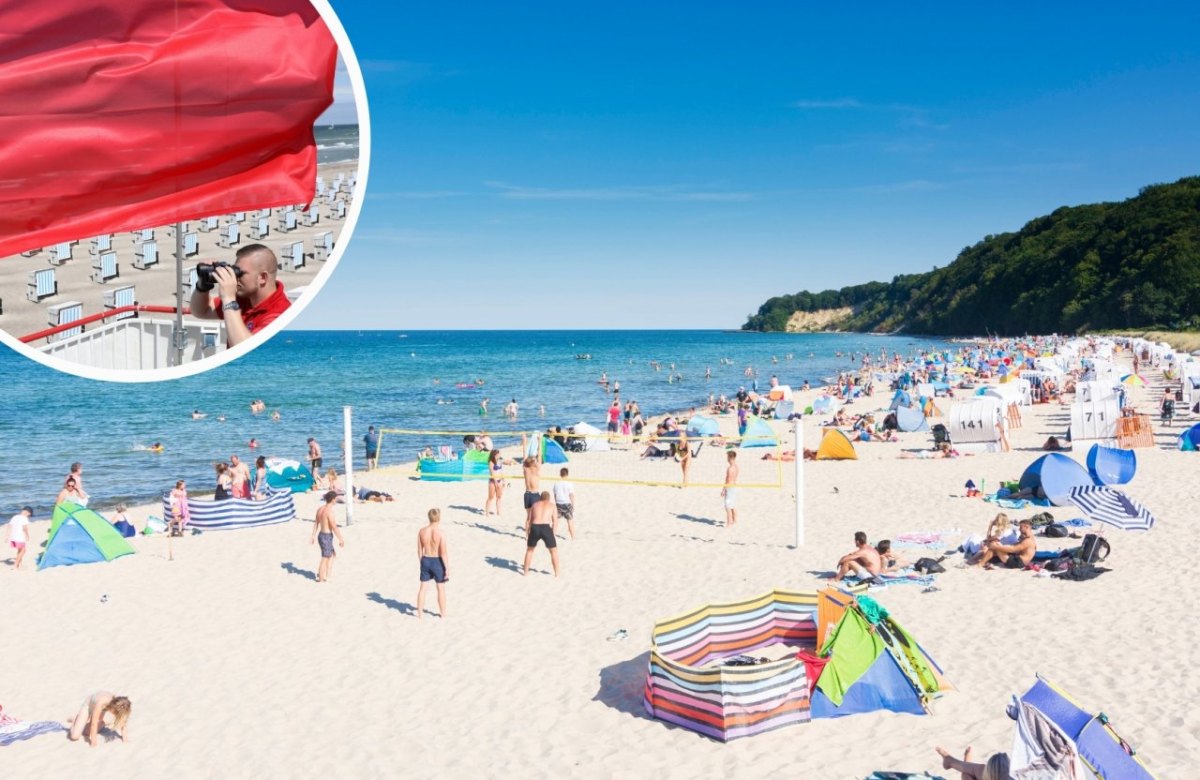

{"left": 1066, "top": 486, "right": 1155, "bottom": 532}
{"left": 161, "top": 487, "right": 296, "bottom": 531}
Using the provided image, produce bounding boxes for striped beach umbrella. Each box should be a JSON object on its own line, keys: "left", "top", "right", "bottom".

{"left": 1066, "top": 486, "right": 1155, "bottom": 532}
{"left": 1119, "top": 374, "right": 1147, "bottom": 386}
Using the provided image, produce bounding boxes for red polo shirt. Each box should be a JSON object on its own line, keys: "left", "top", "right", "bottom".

{"left": 213, "top": 282, "right": 291, "bottom": 336}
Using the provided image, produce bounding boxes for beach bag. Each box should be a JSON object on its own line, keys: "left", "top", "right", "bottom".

{"left": 913, "top": 557, "right": 946, "bottom": 574}
{"left": 1079, "top": 534, "right": 1111, "bottom": 563}
{"left": 1029, "top": 511, "right": 1055, "bottom": 527}
{"left": 1054, "top": 563, "right": 1110, "bottom": 581}
{"left": 1042, "top": 523, "right": 1069, "bottom": 538}
{"left": 1043, "top": 554, "right": 1073, "bottom": 573}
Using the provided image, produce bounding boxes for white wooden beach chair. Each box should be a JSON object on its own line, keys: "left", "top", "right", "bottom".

{"left": 26, "top": 268, "right": 57, "bottom": 302}
{"left": 103, "top": 285, "right": 136, "bottom": 320}
{"left": 282, "top": 240, "right": 305, "bottom": 271}
{"left": 46, "top": 301, "right": 83, "bottom": 340}
{"left": 91, "top": 251, "right": 118, "bottom": 284}
{"left": 182, "top": 232, "right": 199, "bottom": 258}
{"left": 134, "top": 240, "right": 159, "bottom": 269}
{"left": 133, "top": 228, "right": 154, "bottom": 243}
{"left": 304, "top": 207, "right": 320, "bottom": 227}
{"left": 219, "top": 223, "right": 240, "bottom": 249}
{"left": 331, "top": 200, "right": 347, "bottom": 220}
{"left": 278, "top": 210, "right": 298, "bottom": 232}
{"left": 199, "top": 216, "right": 219, "bottom": 232}
{"left": 314, "top": 231, "right": 334, "bottom": 261}
{"left": 230, "top": 211, "right": 246, "bottom": 224}
{"left": 316, "top": 176, "right": 326, "bottom": 196}
{"left": 250, "top": 218, "right": 270, "bottom": 240}
{"left": 20, "top": 247, "right": 40, "bottom": 258}
{"left": 89, "top": 234, "right": 113, "bottom": 255}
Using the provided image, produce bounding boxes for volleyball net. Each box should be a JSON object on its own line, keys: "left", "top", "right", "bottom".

{"left": 374, "top": 427, "right": 787, "bottom": 490}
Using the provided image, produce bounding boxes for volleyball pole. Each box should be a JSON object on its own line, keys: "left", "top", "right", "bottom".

{"left": 343, "top": 406, "right": 354, "bottom": 526}
{"left": 793, "top": 417, "right": 804, "bottom": 548}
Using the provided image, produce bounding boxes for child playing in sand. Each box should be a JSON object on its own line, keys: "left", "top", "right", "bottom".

{"left": 417, "top": 508, "right": 449, "bottom": 619}
{"left": 67, "top": 691, "right": 131, "bottom": 747}
{"left": 7, "top": 506, "right": 33, "bottom": 569}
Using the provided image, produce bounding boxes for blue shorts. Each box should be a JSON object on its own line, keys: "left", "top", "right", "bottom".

{"left": 420, "top": 556, "right": 447, "bottom": 583}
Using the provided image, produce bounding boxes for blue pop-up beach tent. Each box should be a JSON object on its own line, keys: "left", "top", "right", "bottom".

{"left": 739, "top": 416, "right": 777, "bottom": 447}
{"left": 687, "top": 416, "right": 720, "bottom": 437}
{"left": 1018, "top": 453, "right": 1093, "bottom": 506}
{"left": 895, "top": 403, "right": 929, "bottom": 432}
{"left": 39, "top": 503, "right": 135, "bottom": 570}
{"left": 1178, "top": 422, "right": 1200, "bottom": 451}
{"left": 1085, "top": 444, "right": 1136, "bottom": 486}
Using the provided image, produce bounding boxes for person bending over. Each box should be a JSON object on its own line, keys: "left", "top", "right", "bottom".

{"left": 188, "top": 244, "right": 291, "bottom": 347}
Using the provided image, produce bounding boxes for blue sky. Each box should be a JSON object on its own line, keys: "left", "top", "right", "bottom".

{"left": 296, "top": 2, "right": 1200, "bottom": 329}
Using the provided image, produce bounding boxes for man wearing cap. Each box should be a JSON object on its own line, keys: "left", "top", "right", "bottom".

{"left": 189, "top": 243, "right": 291, "bottom": 347}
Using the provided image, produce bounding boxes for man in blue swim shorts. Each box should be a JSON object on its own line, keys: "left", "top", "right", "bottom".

{"left": 417, "top": 508, "right": 449, "bottom": 619}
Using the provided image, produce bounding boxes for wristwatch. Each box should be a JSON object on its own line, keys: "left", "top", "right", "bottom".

{"left": 222, "top": 301, "right": 241, "bottom": 312}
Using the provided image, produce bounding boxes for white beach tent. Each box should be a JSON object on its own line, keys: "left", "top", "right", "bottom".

{"left": 572, "top": 421, "right": 611, "bottom": 451}
{"left": 946, "top": 398, "right": 1005, "bottom": 450}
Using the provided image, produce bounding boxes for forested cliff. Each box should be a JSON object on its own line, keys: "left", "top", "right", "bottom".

{"left": 743, "top": 176, "right": 1200, "bottom": 335}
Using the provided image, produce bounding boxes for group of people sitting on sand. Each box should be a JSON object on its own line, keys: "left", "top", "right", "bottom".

{"left": 831, "top": 531, "right": 907, "bottom": 583}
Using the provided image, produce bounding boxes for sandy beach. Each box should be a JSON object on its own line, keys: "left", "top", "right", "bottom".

{"left": 3, "top": 344, "right": 1195, "bottom": 778}
{"left": 0, "top": 160, "right": 357, "bottom": 344}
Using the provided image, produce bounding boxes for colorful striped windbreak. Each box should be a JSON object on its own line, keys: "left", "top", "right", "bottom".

{"left": 642, "top": 587, "right": 860, "bottom": 742}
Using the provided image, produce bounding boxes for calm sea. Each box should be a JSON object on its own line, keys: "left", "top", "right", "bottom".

{"left": 0, "top": 330, "right": 956, "bottom": 518}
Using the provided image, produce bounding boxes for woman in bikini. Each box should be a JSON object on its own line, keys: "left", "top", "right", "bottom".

{"left": 484, "top": 448, "right": 505, "bottom": 515}
{"left": 55, "top": 477, "right": 86, "bottom": 508}
{"left": 67, "top": 691, "right": 131, "bottom": 747}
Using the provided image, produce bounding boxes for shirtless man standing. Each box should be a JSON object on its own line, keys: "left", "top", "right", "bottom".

{"left": 833, "top": 531, "right": 882, "bottom": 582}
{"left": 721, "top": 450, "right": 739, "bottom": 526}
{"left": 307, "top": 438, "right": 323, "bottom": 474}
{"left": 523, "top": 492, "right": 560, "bottom": 577}
{"left": 229, "top": 454, "right": 251, "bottom": 499}
{"left": 522, "top": 456, "right": 540, "bottom": 527}
{"left": 417, "top": 508, "right": 449, "bottom": 619}
{"left": 310, "top": 491, "right": 344, "bottom": 583}
{"left": 975, "top": 519, "right": 1036, "bottom": 570}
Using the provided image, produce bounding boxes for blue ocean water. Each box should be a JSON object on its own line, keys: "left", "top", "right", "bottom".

{"left": 314, "top": 124, "right": 359, "bottom": 165}
{"left": 0, "top": 330, "right": 956, "bottom": 517}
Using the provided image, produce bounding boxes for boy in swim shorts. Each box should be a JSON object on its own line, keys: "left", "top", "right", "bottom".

{"left": 7, "top": 506, "right": 33, "bottom": 569}
{"left": 311, "top": 491, "right": 344, "bottom": 583}
{"left": 417, "top": 508, "right": 449, "bottom": 619}
{"left": 551, "top": 468, "right": 576, "bottom": 540}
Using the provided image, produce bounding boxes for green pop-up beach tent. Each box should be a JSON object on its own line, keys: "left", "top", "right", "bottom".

{"left": 38, "top": 502, "right": 135, "bottom": 570}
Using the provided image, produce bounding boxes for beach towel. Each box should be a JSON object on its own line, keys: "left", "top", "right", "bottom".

{"left": 0, "top": 707, "right": 66, "bottom": 746}
{"left": 893, "top": 530, "right": 963, "bottom": 550}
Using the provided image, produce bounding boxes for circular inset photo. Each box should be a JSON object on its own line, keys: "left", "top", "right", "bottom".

{"left": 0, "top": 0, "right": 368, "bottom": 381}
